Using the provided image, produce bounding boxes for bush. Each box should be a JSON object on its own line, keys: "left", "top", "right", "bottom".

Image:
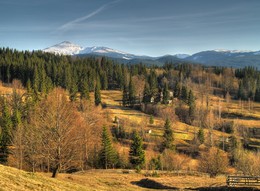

{"left": 161, "top": 150, "right": 190, "bottom": 171}
{"left": 235, "top": 149, "right": 260, "bottom": 175}
{"left": 198, "top": 147, "right": 228, "bottom": 178}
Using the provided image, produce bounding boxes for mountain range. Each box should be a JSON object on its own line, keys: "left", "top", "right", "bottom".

{"left": 43, "top": 41, "right": 260, "bottom": 68}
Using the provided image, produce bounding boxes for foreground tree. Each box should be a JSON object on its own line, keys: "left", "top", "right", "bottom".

{"left": 0, "top": 100, "right": 12, "bottom": 164}
{"left": 161, "top": 118, "right": 174, "bottom": 152}
{"left": 199, "top": 147, "right": 228, "bottom": 177}
{"left": 99, "top": 126, "right": 117, "bottom": 169}
{"left": 129, "top": 131, "right": 145, "bottom": 170}
{"left": 31, "top": 88, "right": 82, "bottom": 177}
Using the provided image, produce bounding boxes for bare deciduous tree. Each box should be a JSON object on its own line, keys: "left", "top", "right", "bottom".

{"left": 199, "top": 147, "right": 228, "bottom": 177}
{"left": 31, "top": 88, "right": 82, "bottom": 177}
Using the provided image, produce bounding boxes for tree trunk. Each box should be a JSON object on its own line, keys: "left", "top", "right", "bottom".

{"left": 52, "top": 165, "right": 60, "bottom": 178}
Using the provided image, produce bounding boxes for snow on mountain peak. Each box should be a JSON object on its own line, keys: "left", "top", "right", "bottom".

{"left": 213, "top": 49, "right": 253, "bottom": 53}
{"left": 43, "top": 41, "right": 83, "bottom": 55}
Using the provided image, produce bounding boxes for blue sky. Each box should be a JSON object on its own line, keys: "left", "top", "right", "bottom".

{"left": 1, "top": 0, "right": 260, "bottom": 56}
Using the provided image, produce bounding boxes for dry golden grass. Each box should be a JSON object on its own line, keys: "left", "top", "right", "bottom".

{"left": 2, "top": 164, "right": 259, "bottom": 191}
{"left": 100, "top": 90, "right": 231, "bottom": 144}
{"left": 0, "top": 84, "right": 25, "bottom": 95}
{"left": 43, "top": 169, "right": 228, "bottom": 191}
{"left": 0, "top": 165, "right": 86, "bottom": 191}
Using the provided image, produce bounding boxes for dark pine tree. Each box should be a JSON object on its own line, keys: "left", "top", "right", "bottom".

{"left": 188, "top": 90, "right": 196, "bottom": 124}
{"left": 99, "top": 126, "right": 117, "bottom": 169}
{"left": 149, "top": 69, "right": 158, "bottom": 97}
{"left": 26, "top": 78, "right": 32, "bottom": 94}
{"left": 0, "top": 100, "right": 12, "bottom": 164}
{"left": 129, "top": 131, "right": 145, "bottom": 170}
{"left": 79, "top": 79, "right": 90, "bottom": 100}
{"left": 142, "top": 82, "right": 151, "bottom": 103}
{"left": 181, "top": 86, "right": 188, "bottom": 103}
{"left": 69, "top": 79, "right": 78, "bottom": 102}
{"left": 174, "top": 82, "right": 181, "bottom": 98}
{"left": 197, "top": 128, "right": 205, "bottom": 144}
{"left": 162, "top": 82, "right": 170, "bottom": 104}
{"left": 95, "top": 76, "right": 102, "bottom": 106}
{"left": 161, "top": 118, "right": 174, "bottom": 152}
{"left": 122, "top": 84, "right": 129, "bottom": 107}
{"left": 255, "top": 88, "right": 260, "bottom": 102}
{"left": 128, "top": 76, "right": 135, "bottom": 107}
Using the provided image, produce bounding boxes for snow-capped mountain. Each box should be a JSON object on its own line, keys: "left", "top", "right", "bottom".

{"left": 79, "top": 46, "right": 138, "bottom": 60}
{"left": 43, "top": 42, "right": 153, "bottom": 60}
{"left": 174, "top": 54, "right": 190, "bottom": 59}
{"left": 213, "top": 49, "right": 252, "bottom": 54}
{"left": 43, "top": 41, "right": 83, "bottom": 55}
{"left": 43, "top": 41, "right": 260, "bottom": 68}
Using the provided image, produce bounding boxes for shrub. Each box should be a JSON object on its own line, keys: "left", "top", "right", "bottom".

{"left": 235, "top": 149, "right": 260, "bottom": 175}
{"left": 198, "top": 147, "right": 228, "bottom": 177}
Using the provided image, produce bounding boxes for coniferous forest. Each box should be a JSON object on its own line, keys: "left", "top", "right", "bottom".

{"left": 0, "top": 48, "right": 260, "bottom": 178}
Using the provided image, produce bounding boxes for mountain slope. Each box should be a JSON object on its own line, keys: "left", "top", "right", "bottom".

{"left": 79, "top": 46, "right": 139, "bottom": 60}
{"left": 185, "top": 50, "right": 260, "bottom": 68}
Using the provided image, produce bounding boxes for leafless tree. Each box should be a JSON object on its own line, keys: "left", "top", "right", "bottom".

{"left": 199, "top": 147, "right": 228, "bottom": 177}
{"left": 30, "top": 88, "right": 82, "bottom": 177}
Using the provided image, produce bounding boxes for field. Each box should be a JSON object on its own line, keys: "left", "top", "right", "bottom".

{"left": 1, "top": 164, "right": 260, "bottom": 191}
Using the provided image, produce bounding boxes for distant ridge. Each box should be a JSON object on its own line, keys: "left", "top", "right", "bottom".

{"left": 43, "top": 41, "right": 260, "bottom": 68}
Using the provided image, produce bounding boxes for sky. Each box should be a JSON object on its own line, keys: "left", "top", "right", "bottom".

{"left": 0, "top": 0, "right": 260, "bottom": 56}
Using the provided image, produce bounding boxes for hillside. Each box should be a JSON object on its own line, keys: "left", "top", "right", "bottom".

{"left": 101, "top": 90, "right": 260, "bottom": 151}
{"left": 0, "top": 165, "right": 86, "bottom": 191}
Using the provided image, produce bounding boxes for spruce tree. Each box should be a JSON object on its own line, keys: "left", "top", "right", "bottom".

{"left": 162, "top": 83, "right": 170, "bottom": 104}
{"left": 101, "top": 72, "right": 108, "bottom": 90}
{"left": 149, "top": 115, "right": 154, "bottom": 125}
{"left": 129, "top": 131, "right": 145, "bottom": 170}
{"left": 33, "top": 67, "right": 40, "bottom": 93}
{"left": 161, "top": 118, "right": 174, "bottom": 151}
{"left": 174, "top": 82, "right": 181, "bottom": 98}
{"left": 128, "top": 76, "right": 135, "bottom": 107}
{"left": 255, "top": 88, "right": 260, "bottom": 102}
{"left": 99, "top": 126, "right": 117, "bottom": 169}
{"left": 181, "top": 86, "right": 188, "bottom": 102}
{"left": 12, "top": 108, "right": 22, "bottom": 130}
{"left": 26, "top": 78, "right": 32, "bottom": 94}
{"left": 188, "top": 90, "right": 196, "bottom": 124}
{"left": 80, "top": 80, "right": 90, "bottom": 100}
{"left": 94, "top": 76, "right": 101, "bottom": 106}
{"left": 237, "top": 81, "right": 246, "bottom": 100}
{"left": 149, "top": 70, "right": 158, "bottom": 97}
{"left": 69, "top": 80, "right": 78, "bottom": 101}
{"left": 39, "top": 67, "right": 47, "bottom": 94}
{"left": 0, "top": 101, "right": 12, "bottom": 163}
{"left": 122, "top": 84, "right": 129, "bottom": 106}
{"left": 197, "top": 128, "right": 205, "bottom": 144}
{"left": 142, "top": 82, "right": 151, "bottom": 103}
